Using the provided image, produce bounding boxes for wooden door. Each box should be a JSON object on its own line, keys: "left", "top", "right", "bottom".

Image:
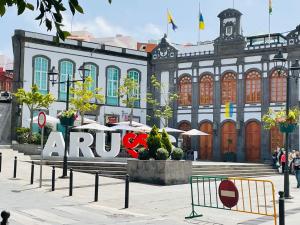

{"left": 270, "top": 126, "right": 284, "bottom": 152}
{"left": 245, "top": 122, "right": 261, "bottom": 162}
{"left": 179, "top": 122, "right": 191, "bottom": 151}
{"left": 221, "top": 122, "right": 237, "bottom": 155}
{"left": 199, "top": 122, "right": 213, "bottom": 160}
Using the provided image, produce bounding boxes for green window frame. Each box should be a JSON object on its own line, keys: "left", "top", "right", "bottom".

{"left": 128, "top": 70, "right": 140, "bottom": 108}
{"left": 59, "top": 60, "right": 74, "bottom": 101}
{"left": 106, "top": 67, "right": 119, "bottom": 105}
{"left": 85, "top": 64, "right": 97, "bottom": 92}
{"left": 33, "top": 56, "right": 49, "bottom": 94}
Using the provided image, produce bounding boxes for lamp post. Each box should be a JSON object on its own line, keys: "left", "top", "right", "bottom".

{"left": 272, "top": 51, "right": 300, "bottom": 199}
{"left": 48, "top": 63, "right": 90, "bottom": 178}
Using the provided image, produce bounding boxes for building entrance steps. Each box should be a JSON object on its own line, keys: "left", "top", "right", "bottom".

{"left": 192, "top": 162, "right": 279, "bottom": 177}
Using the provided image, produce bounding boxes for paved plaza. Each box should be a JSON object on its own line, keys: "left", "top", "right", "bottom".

{"left": 0, "top": 149, "right": 299, "bottom": 224}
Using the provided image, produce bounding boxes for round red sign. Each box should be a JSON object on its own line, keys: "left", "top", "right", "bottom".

{"left": 38, "top": 112, "right": 46, "bottom": 128}
{"left": 218, "top": 180, "right": 239, "bottom": 208}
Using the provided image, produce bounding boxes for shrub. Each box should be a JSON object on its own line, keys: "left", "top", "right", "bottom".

{"left": 171, "top": 148, "right": 184, "bottom": 160}
{"left": 16, "top": 127, "right": 30, "bottom": 144}
{"left": 16, "top": 127, "right": 42, "bottom": 144}
{"left": 156, "top": 148, "right": 169, "bottom": 160}
{"left": 161, "top": 129, "right": 172, "bottom": 154}
{"left": 138, "top": 148, "right": 150, "bottom": 160}
{"left": 147, "top": 125, "right": 162, "bottom": 159}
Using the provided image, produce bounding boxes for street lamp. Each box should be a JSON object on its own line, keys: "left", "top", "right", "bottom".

{"left": 272, "top": 50, "right": 300, "bottom": 199}
{"left": 48, "top": 63, "right": 90, "bottom": 178}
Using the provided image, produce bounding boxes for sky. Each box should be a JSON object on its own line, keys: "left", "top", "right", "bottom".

{"left": 0, "top": 0, "right": 300, "bottom": 60}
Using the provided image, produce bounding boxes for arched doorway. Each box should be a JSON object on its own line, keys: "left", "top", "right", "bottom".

{"left": 199, "top": 122, "right": 213, "bottom": 160}
{"left": 178, "top": 121, "right": 191, "bottom": 151}
{"left": 245, "top": 121, "right": 261, "bottom": 162}
{"left": 221, "top": 121, "right": 237, "bottom": 157}
{"left": 270, "top": 126, "right": 284, "bottom": 152}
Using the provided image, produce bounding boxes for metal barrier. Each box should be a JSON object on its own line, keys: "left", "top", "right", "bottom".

{"left": 186, "top": 175, "right": 277, "bottom": 225}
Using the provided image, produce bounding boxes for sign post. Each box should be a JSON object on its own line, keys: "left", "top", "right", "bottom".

{"left": 38, "top": 112, "right": 46, "bottom": 188}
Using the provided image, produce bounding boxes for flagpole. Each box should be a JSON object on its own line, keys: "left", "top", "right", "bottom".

{"left": 166, "top": 9, "right": 169, "bottom": 37}
{"left": 198, "top": 1, "right": 201, "bottom": 45}
{"left": 268, "top": 0, "right": 271, "bottom": 46}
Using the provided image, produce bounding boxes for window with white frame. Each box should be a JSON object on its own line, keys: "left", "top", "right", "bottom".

{"left": 59, "top": 60, "right": 74, "bottom": 101}
{"left": 128, "top": 69, "right": 140, "bottom": 107}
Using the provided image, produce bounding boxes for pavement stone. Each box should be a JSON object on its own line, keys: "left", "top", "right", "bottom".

{"left": 0, "top": 148, "right": 300, "bottom": 225}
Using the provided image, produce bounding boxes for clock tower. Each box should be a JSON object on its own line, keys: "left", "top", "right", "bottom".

{"left": 214, "top": 8, "right": 246, "bottom": 55}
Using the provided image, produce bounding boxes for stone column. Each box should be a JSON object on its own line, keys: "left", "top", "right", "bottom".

{"left": 213, "top": 64, "right": 221, "bottom": 161}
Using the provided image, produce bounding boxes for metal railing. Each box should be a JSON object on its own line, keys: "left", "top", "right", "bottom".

{"left": 186, "top": 175, "right": 277, "bottom": 225}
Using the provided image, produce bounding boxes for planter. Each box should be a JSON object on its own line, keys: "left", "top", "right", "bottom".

{"left": 279, "top": 123, "right": 297, "bottom": 133}
{"left": 223, "top": 152, "right": 236, "bottom": 162}
{"left": 59, "top": 117, "right": 75, "bottom": 126}
{"left": 14, "top": 144, "right": 41, "bottom": 155}
{"left": 127, "top": 159, "right": 192, "bottom": 185}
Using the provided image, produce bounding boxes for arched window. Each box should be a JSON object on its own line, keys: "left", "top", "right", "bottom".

{"left": 178, "top": 75, "right": 192, "bottom": 106}
{"left": 270, "top": 70, "right": 287, "bottom": 102}
{"left": 85, "top": 63, "right": 97, "bottom": 91}
{"left": 59, "top": 60, "right": 74, "bottom": 101}
{"left": 221, "top": 72, "right": 236, "bottom": 104}
{"left": 33, "top": 56, "right": 49, "bottom": 94}
{"left": 128, "top": 69, "right": 140, "bottom": 107}
{"left": 200, "top": 74, "right": 213, "bottom": 105}
{"left": 245, "top": 70, "right": 261, "bottom": 103}
{"left": 178, "top": 121, "right": 191, "bottom": 151}
{"left": 106, "top": 66, "right": 119, "bottom": 105}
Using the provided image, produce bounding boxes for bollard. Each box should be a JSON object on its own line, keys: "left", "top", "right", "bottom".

{"left": 13, "top": 156, "right": 17, "bottom": 178}
{"left": 0, "top": 152, "right": 2, "bottom": 172}
{"left": 279, "top": 191, "right": 285, "bottom": 225}
{"left": 69, "top": 168, "right": 73, "bottom": 196}
{"left": 1, "top": 210, "right": 10, "bottom": 225}
{"left": 30, "top": 161, "right": 34, "bottom": 184}
{"left": 94, "top": 171, "right": 99, "bottom": 202}
{"left": 52, "top": 166, "right": 55, "bottom": 191}
{"left": 125, "top": 174, "right": 129, "bottom": 208}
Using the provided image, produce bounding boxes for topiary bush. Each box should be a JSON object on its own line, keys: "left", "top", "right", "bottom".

{"left": 138, "top": 148, "right": 150, "bottom": 160}
{"left": 161, "top": 128, "right": 172, "bottom": 154}
{"left": 147, "top": 125, "right": 162, "bottom": 159}
{"left": 156, "top": 148, "right": 169, "bottom": 160}
{"left": 171, "top": 147, "right": 184, "bottom": 160}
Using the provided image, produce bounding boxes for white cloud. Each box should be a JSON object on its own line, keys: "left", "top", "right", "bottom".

{"left": 63, "top": 13, "right": 162, "bottom": 41}
{"left": 142, "top": 23, "right": 163, "bottom": 37}
{"left": 63, "top": 14, "right": 128, "bottom": 37}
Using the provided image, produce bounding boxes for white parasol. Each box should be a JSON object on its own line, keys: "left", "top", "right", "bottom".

{"left": 31, "top": 115, "right": 59, "bottom": 124}
{"left": 73, "top": 123, "right": 115, "bottom": 131}
{"left": 182, "top": 129, "right": 209, "bottom": 136}
{"left": 159, "top": 127, "right": 185, "bottom": 133}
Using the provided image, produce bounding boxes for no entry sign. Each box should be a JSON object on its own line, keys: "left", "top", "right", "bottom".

{"left": 218, "top": 180, "right": 239, "bottom": 208}
{"left": 38, "top": 112, "right": 46, "bottom": 128}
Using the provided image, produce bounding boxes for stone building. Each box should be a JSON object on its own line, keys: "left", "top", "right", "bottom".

{"left": 150, "top": 8, "right": 300, "bottom": 162}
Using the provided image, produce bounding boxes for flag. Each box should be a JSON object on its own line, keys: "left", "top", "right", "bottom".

{"left": 167, "top": 10, "right": 178, "bottom": 31}
{"left": 225, "top": 102, "right": 234, "bottom": 118}
{"left": 269, "top": 0, "right": 272, "bottom": 14}
{"left": 199, "top": 13, "right": 205, "bottom": 30}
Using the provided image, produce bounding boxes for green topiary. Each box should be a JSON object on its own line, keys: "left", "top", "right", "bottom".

{"left": 161, "top": 128, "right": 172, "bottom": 154}
{"left": 156, "top": 148, "right": 169, "bottom": 160}
{"left": 147, "top": 125, "right": 162, "bottom": 159}
{"left": 171, "top": 147, "right": 184, "bottom": 160}
{"left": 138, "top": 148, "right": 150, "bottom": 160}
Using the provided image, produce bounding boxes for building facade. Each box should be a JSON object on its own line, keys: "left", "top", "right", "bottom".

{"left": 150, "top": 8, "right": 300, "bottom": 162}
{"left": 12, "top": 30, "right": 148, "bottom": 134}
{"left": 11, "top": 8, "right": 300, "bottom": 162}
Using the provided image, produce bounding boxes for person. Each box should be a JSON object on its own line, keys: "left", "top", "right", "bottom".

{"left": 272, "top": 149, "right": 279, "bottom": 168}
{"left": 281, "top": 151, "right": 286, "bottom": 174}
{"left": 292, "top": 152, "right": 300, "bottom": 188}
